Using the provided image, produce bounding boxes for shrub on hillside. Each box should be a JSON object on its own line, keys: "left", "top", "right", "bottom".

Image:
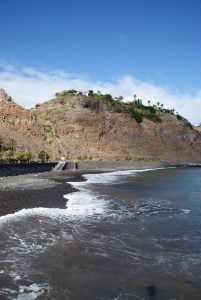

{"left": 129, "top": 107, "right": 143, "bottom": 123}
{"left": 176, "top": 114, "right": 183, "bottom": 120}
{"left": 146, "top": 112, "right": 161, "bottom": 122}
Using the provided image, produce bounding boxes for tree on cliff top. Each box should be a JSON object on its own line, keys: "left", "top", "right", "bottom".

{"left": 88, "top": 90, "right": 94, "bottom": 97}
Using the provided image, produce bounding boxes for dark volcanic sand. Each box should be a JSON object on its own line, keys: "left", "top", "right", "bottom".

{"left": 0, "top": 171, "right": 86, "bottom": 217}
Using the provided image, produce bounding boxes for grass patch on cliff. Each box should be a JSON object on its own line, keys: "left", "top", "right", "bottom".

{"left": 45, "top": 89, "right": 193, "bottom": 126}
{"left": 129, "top": 106, "right": 143, "bottom": 123}
{"left": 146, "top": 111, "right": 161, "bottom": 122}
{"left": 77, "top": 155, "right": 93, "bottom": 161}
{"left": 125, "top": 156, "right": 160, "bottom": 162}
{"left": 43, "top": 124, "right": 53, "bottom": 133}
{"left": 128, "top": 102, "right": 161, "bottom": 123}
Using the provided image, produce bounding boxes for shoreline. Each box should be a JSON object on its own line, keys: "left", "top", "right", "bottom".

{"left": 1, "top": 160, "right": 201, "bottom": 179}
{"left": 0, "top": 162, "right": 200, "bottom": 218}
{"left": 0, "top": 169, "right": 104, "bottom": 218}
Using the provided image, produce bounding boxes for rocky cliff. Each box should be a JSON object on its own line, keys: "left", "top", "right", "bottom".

{"left": 0, "top": 89, "right": 201, "bottom": 163}
{"left": 0, "top": 89, "right": 48, "bottom": 155}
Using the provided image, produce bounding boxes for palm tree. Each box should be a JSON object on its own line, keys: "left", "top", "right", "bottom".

{"left": 133, "top": 94, "right": 137, "bottom": 102}
{"left": 38, "top": 150, "right": 49, "bottom": 163}
{"left": 5, "top": 138, "right": 17, "bottom": 153}
{"left": 26, "top": 151, "right": 34, "bottom": 163}
{"left": 3, "top": 150, "right": 13, "bottom": 163}
{"left": 15, "top": 151, "right": 26, "bottom": 162}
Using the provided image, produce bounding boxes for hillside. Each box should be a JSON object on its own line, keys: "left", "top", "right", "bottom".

{"left": 0, "top": 89, "right": 201, "bottom": 163}
{"left": 0, "top": 89, "right": 48, "bottom": 160}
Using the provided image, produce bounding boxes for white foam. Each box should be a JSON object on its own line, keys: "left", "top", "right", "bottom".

{"left": 84, "top": 167, "right": 168, "bottom": 184}
{"left": 0, "top": 207, "right": 68, "bottom": 226}
{"left": 17, "top": 283, "right": 48, "bottom": 300}
{"left": 66, "top": 170, "right": 134, "bottom": 189}
{"left": 64, "top": 168, "right": 169, "bottom": 217}
{"left": 82, "top": 170, "right": 136, "bottom": 184}
{"left": 0, "top": 282, "right": 49, "bottom": 300}
{"left": 182, "top": 209, "right": 191, "bottom": 214}
{"left": 64, "top": 168, "right": 165, "bottom": 219}
{"left": 67, "top": 168, "right": 165, "bottom": 190}
{"left": 0, "top": 167, "right": 166, "bottom": 225}
{"left": 64, "top": 190, "right": 106, "bottom": 217}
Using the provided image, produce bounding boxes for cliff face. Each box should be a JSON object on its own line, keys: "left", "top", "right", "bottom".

{"left": 1, "top": 90, "right": 201, "bottom": 163}
{"left": 0, "top": 89, "right": 47, "bottom": 154}
{"left": 195, "top": 125, "right": 201, "bottom": 132}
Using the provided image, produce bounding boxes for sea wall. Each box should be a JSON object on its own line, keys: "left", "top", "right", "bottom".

{"left": 0, "top": 163, "right": 57, "bottom": 177}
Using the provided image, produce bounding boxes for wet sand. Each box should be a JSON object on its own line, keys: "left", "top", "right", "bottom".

{"left": 0, "top": 170, "right": 88, "bottom": 217}
{"left": 0, "top": 161, "right": 172, "bottom": 218}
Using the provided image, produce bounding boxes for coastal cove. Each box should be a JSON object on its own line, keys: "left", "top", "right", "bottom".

{"left": 1, "top": 1, "right": 201, "bottom": 299}
{"left": 0, "top": 165, "right": 201, "bottom": 299}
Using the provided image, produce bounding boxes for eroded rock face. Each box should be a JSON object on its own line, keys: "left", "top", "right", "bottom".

{"left": 0, "top": 90, "right": 48, "bottom": 155}
{"left": 32, "top": 95, "right": 201, "bottom": 163}
{"left": 0, "top": 89, "right": 12, "bottom": 102}
{"left": 57, "top": 112, "right": 201, "bottom": 163}
{"left": 0, "top": 90, "right": 201, "bottom": 163}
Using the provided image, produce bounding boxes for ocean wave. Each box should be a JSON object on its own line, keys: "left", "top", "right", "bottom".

{"left": 64, "top": 168, "right": 167, "bottom": 220}
{"left": 0, "top": 167, "right": 165, "bottom": 225}
{"left": 0, "top": 280, "right": 49, "bottom": 300}
{"left": 70, "top": 168, "right": 165, "bottom": 186}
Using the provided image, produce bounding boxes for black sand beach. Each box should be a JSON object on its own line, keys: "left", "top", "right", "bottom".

{"left": 0, "top": 161, "right": 160, "bottom": 217}
{"left": 0, "top": 161, "right": 189, "bottom": 218}
{"left": 0, "top": 170, "right": 87, "bottom": 217}
{"left": 1, "top": 166, "right": 201, "bottom": 299}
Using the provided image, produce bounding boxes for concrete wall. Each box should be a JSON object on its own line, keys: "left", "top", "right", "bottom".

{"left": 0, "top": 162, "right": 57, "bottom": 177}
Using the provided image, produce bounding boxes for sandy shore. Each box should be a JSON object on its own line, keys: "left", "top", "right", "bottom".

{"left": 0, "top": 160, "right": 188, "bottom": 218}
{"left": 0, "top": 170, "right": 88, "bottom": 217}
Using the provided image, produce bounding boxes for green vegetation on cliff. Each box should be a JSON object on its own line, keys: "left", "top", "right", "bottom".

{"left": 46, "top": 89, "right": 192, "bottom": 126}
{"left": 0, "top": 137, "right": 49, "bottom": 163}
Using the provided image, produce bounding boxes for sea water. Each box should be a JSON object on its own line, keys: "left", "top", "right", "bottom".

{"left": 0, "top": 168, "right": 201, "bottom": 299}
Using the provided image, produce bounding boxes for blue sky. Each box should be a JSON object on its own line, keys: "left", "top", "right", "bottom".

{"left": 0, "top": 0, "right": 201, "bottom": 124}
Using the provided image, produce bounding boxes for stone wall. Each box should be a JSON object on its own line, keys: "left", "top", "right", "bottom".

{"left": 0, "top": 163, "right": 57, "bottom": 177}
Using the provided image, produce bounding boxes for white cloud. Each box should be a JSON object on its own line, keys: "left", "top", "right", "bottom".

{"left": 0, "top": 63, "right": 200, "bottom": 125}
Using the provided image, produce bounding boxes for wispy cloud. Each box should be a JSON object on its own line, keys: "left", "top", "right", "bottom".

{"left": 0, "top": 62, "right": 200, "bottom": 125}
